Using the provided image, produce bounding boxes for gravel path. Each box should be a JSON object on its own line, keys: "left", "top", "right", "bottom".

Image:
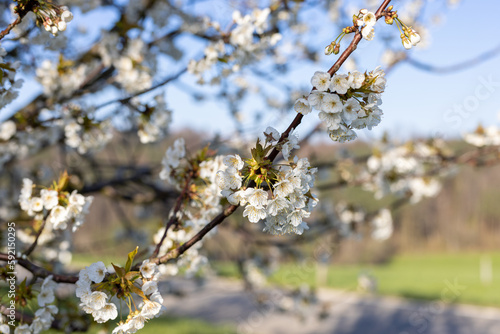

{"left": 162, "top": 278, "right": 500, "bottom": 334}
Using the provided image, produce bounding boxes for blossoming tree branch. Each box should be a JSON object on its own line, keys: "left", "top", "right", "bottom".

{"left": 0, "top": 0, "right": 499, "bottom": 333}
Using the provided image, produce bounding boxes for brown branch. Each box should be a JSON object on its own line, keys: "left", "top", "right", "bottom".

{"left": 0, "top": 253, "right": 78, "bottom": 283}
{"left": 22, "top": 219, "right": 47, "bottom": 257}
{"left": 0, "top": 303, "right": 33, "bottom": 324}
{"left": 0, "top": 1, "right": 35, "bottom": 42}
{"left": 455, "top": 146, "right": 500, "bottom": 165}
{"left": 406, "top": 42, "right": 500, "bottom": 74}
{"left": 144, "top": 0, "right": 395, "bottom": 266}
{"left": 0, "top": 303, "right": 90, "bottom": 331}
{"left": 152, "top": 204, "right": 239, "bottom": 265}
{"left": 95, "top": 67, "right": 188, "bottom": 110}
{"left": 150, "top": 172, "right": 193, "bottom": 259}
{"left": 267, "top": 0, "right": 392, "bottom": 163}
{"left": 0, "top": 16, "right": 22, "bottom": 41}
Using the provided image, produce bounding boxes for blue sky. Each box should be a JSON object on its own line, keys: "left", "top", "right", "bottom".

{"left": 165, "top": 0, "right": 500, "bottom": 142}
{"left": 372, "top": 0, "right": 500, "bottom": 140}
{"left": 3, "top": 0, "right": 500, "bottom": 143}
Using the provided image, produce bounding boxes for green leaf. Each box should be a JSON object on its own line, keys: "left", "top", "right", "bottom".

{"left": 262, "top": 145, "right": 273, "bottom": 156}
{"left": 112, "top": 263, "right": 126, "bottom": 278}
{"left": 19, "top": 277, "right": 27, "bottom": 290}
{"left": 125, "top": 246, "right": 138, "bottom": 273}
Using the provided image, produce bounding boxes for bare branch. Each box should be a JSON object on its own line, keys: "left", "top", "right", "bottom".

{"left": 405, "top": 42, "right": 500, "bottom": 74}
{"left": 0, "top": 253, "right": 78, "bottom": 283}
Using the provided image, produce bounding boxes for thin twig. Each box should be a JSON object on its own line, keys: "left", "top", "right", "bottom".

{"left": 406, "top": 42, "right": 500, "bottom": 74}
{"left": 148, "top": 0, "right": 394, "bottom": 266}
{"left": 22, "top": 219, "right": 47, "bottom": 257}
{"left": 0, "top": 253, "right": 78, "bottom": 283}
{"left": 95, "top": 68, "right": 188, "bottom": 110}
{"left": 154, "top": 204, "right": 239, "bottom": 265}
{"left": 150, "top": 172, "right": 193, "bottom": 259}
{"left": 267, "top": 0, "right": 392, "bottom": 162}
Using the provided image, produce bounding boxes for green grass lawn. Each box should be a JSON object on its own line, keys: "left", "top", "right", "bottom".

{"left": 215, "top": 252, "right": 500, "bottom": 307}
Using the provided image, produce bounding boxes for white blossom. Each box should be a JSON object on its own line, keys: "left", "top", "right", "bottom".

{"left": 93, "top": 303, "right": 118, "bottom": 323}
{"left": 223, "top": 154, "right": 244, "bottom": 170}
{"left": 362, "top": 25, "right": 375, "bottom": 40}
{"left": 41, "top": 189, "right": 59, "bottom": 210}
{"left": 371, "top": 209, "right": 393, "bottom": 240}
{"left": 0, "top": 121, "right": 16, "bottom": 141}
{"left": 330, "top": 74, "right": 350, "bottom": 94}
{"left": 88, "top": 261, "right": 107, "bottom": 283}
{"left": 140, "top": 259, "right": 157, "bottom": 279}
{"left": 310, "top": 71, "right": 331, "bottom": 92}
{"left": 243, "top": 204, "right": 267, "bottom": 223}
{"left": 294, "top": 98, "right": 312, "bottom": 115}
{"left": 321, "top": 93, "right": 343, "bottom": 113}
{"left": 264, "top": 127, "right": 280, "bottom": 142}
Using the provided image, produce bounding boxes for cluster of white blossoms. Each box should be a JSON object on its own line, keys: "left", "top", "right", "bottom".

{"left": 136, "top": 95, "right": 172, "bottom": 144}
{"left": 36, "top": 59, "right": 88, "bottom": 98}
{"left": 159, "top": 138, "right": 186, "bottom": 187}
{"left": 13, "top": 276, "right": 59, "bottom": 334}
{"left": 60, "top": 105, "right": 113, "bottom": 154}
{"left": 216, "top": 129, "right": 318, "bottom": 235}
{"left": 295, "top": 67, "right": 386, "bottom": 142}
{"left": 156, "top": 140, "right": 228, "bottom": 277}
{"left": 97, "top": 33, "right": 153, "bottom": 93}
{"left": 463, "top": 125, "right": 500, "bottom": 147}
{"left": 355, "top": 9, "right": 377, "bottom": 41}
{"left": 63, "top": 118, "right": 113, "bottom": 154}
{"left": 400, "top": 25, "right": 421, "bottom": 50}
{"left": 18, "top": 178, "right": 93, "bottom": 232}
{"left": 324, "top": 202, "right": 394, "bottom": 241}
{"left": 371, "top": 208, "right": 393, "bottom": 241}
{"left": 362, "top": 141, "right": 446, "bottom": 203}
{"left": 333, "top": 201, "right": 365, "bottom": 238}
{"left": 76, "top": 260, "right": 164, "bottom": 333}
{"left": 30, "top": 276, "right": 59, "bottom": 334}
{"left": 188, "top": 8, "right": 281, "bottom": 84}
{"left": 34, "top": 4, "right": 73, "bottom": 35}
{"left": 354, "top": 7, "right": 421, "bottom": 48}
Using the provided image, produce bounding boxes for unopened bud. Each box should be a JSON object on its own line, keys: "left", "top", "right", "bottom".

{"left": 333, "top": 44, "right": 340, "bottom": 55}
{"left": 401, "top": 36, "right": 412, "bottom": 50}
{"left": 385, "top": 16, "right": 393, "bottom": 25}
{"left": 387, "top": 5, "right": 393, "bottom": 11}
{"left": 325, "top": 43, "right": 335, "bottom": 55}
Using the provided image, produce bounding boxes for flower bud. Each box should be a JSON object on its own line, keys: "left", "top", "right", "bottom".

{"left": 333, "top": 44, "right": 340, "bottom": 55}
{"left": 325, "top": 43, "right": 334, "bottom": 55}
{"left": 409, "top": 29, "right": 421, "bottom": 46}
{"left": 385, "top": 16, "right": 393, "bottom": 25}
{"left": 401, "top": 35, "right": 412, "bottom": 50}
{"left": 61, "top": 10, "right": 73, "bottom": 23}
{"left": 58, "top": 21, "right": 67, "bottom": 31}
